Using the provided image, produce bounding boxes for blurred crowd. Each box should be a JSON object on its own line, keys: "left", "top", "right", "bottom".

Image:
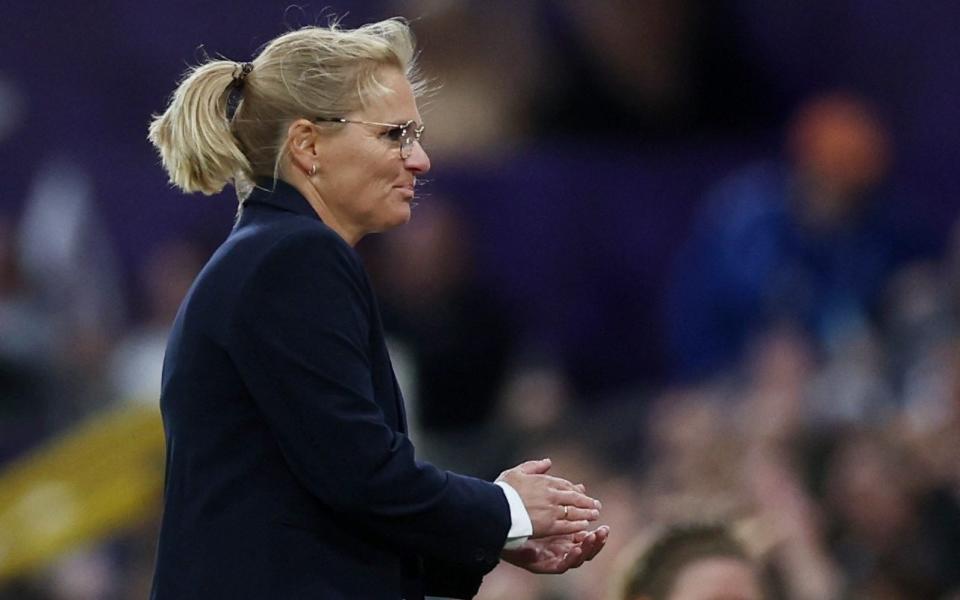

{"left": 3, "top": 1, "right": 960, "bottom": 599}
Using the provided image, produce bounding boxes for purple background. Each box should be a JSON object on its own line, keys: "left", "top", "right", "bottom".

{"left": 2, "top": 1, "right": 958, "bottom": 394}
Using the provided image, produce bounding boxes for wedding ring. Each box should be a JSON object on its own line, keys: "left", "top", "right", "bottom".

{"left": 562, "top": 505, "right": 569, "bottom": 519}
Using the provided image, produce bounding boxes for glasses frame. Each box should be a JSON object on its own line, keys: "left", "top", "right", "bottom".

{"left": 313, "top": 117, "right": 425, "bottom": 159}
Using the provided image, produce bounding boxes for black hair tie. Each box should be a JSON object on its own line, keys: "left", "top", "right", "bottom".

{"left": 228, "top": 62, "right": 253, "bottom": 120}
{"left": 232, "top": 62, "right": 254, "bottom": 85}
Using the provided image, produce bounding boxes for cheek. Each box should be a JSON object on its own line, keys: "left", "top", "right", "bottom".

{"left": 356, "top": 175, "right": 408, "bottom": 225}
{"left": 332, "top": 143, "right": 406, "bottom": 224}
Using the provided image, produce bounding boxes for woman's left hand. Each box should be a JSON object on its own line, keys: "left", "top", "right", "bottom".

{"left": 500, "top": 526, "right": 609, "bottom": 574}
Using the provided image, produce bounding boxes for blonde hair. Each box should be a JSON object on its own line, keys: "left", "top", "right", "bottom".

{"left": 148, "top": 18, "right": 422, "bottom": 198}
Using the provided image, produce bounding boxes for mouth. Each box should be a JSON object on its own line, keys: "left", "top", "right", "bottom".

{"left": 395, "top": 183, "right": 416, "bottom": 200}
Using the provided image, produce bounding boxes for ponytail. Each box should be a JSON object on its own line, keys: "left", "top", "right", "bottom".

{"left": 149, "top": 18, "right": 423, "bottom": 199}
{"left": 148, "top": 60, "right": 252, "bottom": 195}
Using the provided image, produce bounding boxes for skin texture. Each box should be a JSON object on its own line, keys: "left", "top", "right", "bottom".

{"left": 283, "top": 66, "right": 431, "bottom": 246}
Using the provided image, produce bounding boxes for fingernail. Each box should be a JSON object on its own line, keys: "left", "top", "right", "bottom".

{"left": 594, "top": 500, "right": 602, "bottom": 509}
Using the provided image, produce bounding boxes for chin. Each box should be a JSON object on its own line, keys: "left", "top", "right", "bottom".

{"left": 380, "top": 206, "right": 412, "bottom": 232}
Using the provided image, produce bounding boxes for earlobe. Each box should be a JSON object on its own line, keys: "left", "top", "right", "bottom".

{"left": 286, "top": 118, "right": 320, "bottom": 176}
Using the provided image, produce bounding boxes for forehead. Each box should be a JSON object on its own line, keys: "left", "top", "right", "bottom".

{"left": 357, "top": 67, "right": 420, "bottom": 122}
{"left": 669, "top": 558, "right": 761, "bottom": 600}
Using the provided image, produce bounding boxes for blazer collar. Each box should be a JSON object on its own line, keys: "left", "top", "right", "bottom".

{"left": 243, "top": 179, "right": 321, "bottom": 220}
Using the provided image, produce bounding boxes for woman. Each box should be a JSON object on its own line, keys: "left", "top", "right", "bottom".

{"left": 147, "top": 18, "right": 608, "bottom": 600}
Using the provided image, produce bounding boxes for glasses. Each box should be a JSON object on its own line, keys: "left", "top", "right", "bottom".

{"left": 313, "top": 117, "right": 425, "bottom": 159}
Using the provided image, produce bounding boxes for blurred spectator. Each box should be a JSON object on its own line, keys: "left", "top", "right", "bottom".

{"left": 17, "top": 158, "right": 125, "bottom": 424}
{"left": 365, "top": 199, "right": 518, "bottom": 476}
{"left": 823, "top": 430, "right": 960, "bottom": 598}
{"left": 3, "top": 5, "right": 960, "bottom": 599}
{"left": 639, "top": 386, "right": 746, "bottom": 524}
{"left": 18, "top": 159, "right": 125, "bottom": 340}
{"left": 0, "top": 215, "right": 54, "bottom": 460}
{"left": 498, "top": 363, "right": 575, "bottom": 444}
{"left": 391, "top": 0, "right": 543, "bottom": 159}
{"left": 532, "top": 1, "right": 778, "bottom": 140}
{"left": 612, "top": 523, "right": 765, "bottom": 600}
{"left": 667, "top": 92, "right": 922, "bottom": 381}
{"left": 743, "top": 442, "right": 842, "bottom": 599}
{"left": 108, "top": 238, "right": 204, "bottom": 405}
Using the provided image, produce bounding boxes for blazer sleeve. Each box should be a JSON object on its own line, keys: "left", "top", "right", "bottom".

{"left": 226, "top": 228, "right": 510, "bottom": 570}
{"left": 422, "top": 556, "right": 494, "bottom": 599}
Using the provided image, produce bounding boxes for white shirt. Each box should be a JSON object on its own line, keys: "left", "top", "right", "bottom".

{"left": 493, "top": 481, "right": 532, "bottom": 550}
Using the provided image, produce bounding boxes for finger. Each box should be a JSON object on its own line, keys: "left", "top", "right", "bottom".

{"left": 581, "top": 527, "right": 609, "bottom": 561}
{"left": 579, "top": 534, "right": 602, "bottom": 561}
{"left": 545, "top": 519, "right": 591, "bottom": 536}
{"left": 553, "top": 489, "right": 602, "bottom": 509}
{"left": 542, "top": 475, "right": 584, "bottom": 491}
{"left": 560, "top": 545, "right": 585, "bottom": 570}
{"left": 575, "top": 483, "right": 586, "bottom": 493}
{"left": 517, "top": 458, "right": 552, "bottom": 475}
{"left": 562, "top": 506, "right": 600, "bottom": 521}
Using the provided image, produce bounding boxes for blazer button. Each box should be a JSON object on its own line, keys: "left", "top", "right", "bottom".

{"left": 473, "top": 549, "right": 486, "bottom": 562}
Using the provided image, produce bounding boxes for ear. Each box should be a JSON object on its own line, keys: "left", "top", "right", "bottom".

{"left": 286, "top": 118, "right": 319, "bottom": 175}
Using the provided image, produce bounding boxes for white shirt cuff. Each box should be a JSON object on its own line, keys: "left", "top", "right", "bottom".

{"left": 494, "top": 481, "right": 532, "bottom": 550}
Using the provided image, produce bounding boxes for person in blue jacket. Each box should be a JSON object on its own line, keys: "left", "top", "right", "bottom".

{"left": 666, "top": 93, "right": 923, "bottom": 382}
{"left": 146, "top": 18, "right": 608, "bottom": 600}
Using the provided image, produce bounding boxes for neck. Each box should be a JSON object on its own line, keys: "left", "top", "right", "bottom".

{"left": 282, "top": 168, "right": 361, "bottom": 246}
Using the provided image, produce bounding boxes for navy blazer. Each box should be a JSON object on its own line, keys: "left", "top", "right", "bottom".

{"left": 150, "top": 181, "right": 511, "bottom": 600}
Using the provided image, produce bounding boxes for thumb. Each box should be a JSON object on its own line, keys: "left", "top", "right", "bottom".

{"left": 517, "top": 458, "right": 552, "bottom": 475}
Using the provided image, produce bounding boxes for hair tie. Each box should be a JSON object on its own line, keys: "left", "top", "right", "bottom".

{"left": 233, "top": 62, "right": 253, "bottom": 85}
{"left": 227, "top": 62, "right": 253, "bottom": 120}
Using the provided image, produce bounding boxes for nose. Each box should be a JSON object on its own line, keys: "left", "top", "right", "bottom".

{"left": 404, "top": 141, "right": 431, "bottom": 175}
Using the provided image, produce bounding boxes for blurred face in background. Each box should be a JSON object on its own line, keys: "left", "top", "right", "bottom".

{"left": 826, "top": 435, "right": 915, "bottom": 550}
{"left": 624, "top": 527, "right": 765, "bottom": 600}
{"left": 787, "top": 93, "right": 891, "bottom": 226}
{"left": 664, "top": 557, "right": 763, "bottom": 600}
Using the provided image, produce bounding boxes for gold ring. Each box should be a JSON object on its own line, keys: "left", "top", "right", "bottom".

{"left": 562, "top": 505, "right": 569, "bottom": 519}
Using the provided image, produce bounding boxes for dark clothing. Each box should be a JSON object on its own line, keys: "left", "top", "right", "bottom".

{"left": 666, "top": 162, "right": 919, "bottom": 381}
{"left": 380, "top": 283, "right": 514, "bottom": 434}
{"left": 150, "top": 181, "right": 510, "bottom": 600}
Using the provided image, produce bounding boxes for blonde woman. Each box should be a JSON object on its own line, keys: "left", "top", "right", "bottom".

{"left": 147, "top": 18, "right": 607, "bottom": 600}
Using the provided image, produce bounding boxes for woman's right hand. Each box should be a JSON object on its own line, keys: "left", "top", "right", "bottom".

{"left": 496, "top": 458, "right": 601, "bottom": 538}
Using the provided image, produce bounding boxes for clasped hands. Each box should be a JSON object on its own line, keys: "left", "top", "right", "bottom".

{"left": 496, "top": 458, "right": 609, "bottom": 574}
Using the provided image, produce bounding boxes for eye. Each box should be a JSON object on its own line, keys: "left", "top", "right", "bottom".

{"left": 383, "top": 126, "right": 405, "bottom": 141}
